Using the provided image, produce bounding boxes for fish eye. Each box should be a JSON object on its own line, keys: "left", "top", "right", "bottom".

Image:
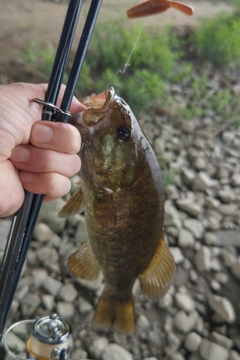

{"left": 117, "top": 126, "right": 131, "bottom": 142}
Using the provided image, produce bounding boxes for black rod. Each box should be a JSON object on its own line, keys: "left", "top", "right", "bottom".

{"left": 0, "top": 0, "right": 85, "bottom": 341}
{"left": 60, "top": 0, "right": 103, "bottom": 112}
{"left": 43, "top": 0, "right": 83, "bottom": 120}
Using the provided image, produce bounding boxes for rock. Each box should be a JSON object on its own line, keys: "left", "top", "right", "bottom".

{"left": 174, "top": 310, "right": 198, "bottom": 333}
{"left": 222, "top": 131, "right": 235, "bottom": 144}
{"left": 211, "top": 331, "right": 233, "bottom": 349}
{"left": 42, "top": 277, "right": 62, "bottom": 297}
{"left": 169, "top": 352, "right": 185, "bottom": 360}
{"left": 218, "top": 188, "right": 235, "bottom": 203}
{"left": 59, "top": 283, "right": 78, "bottom": 302}
{"left": 33, "top": 222, "right": 56, "bottom": 242}
{"left": 183, "top": 218, "right": 204, "bottom": 239}
{"left": 192, "top": 157, "right": 207, "bottom": 170}
{"left": 89, "top": 337, "right": 109, "bottom": 359}
{"left": 71, "top": 349, "right": 88, "bottom": 360}
{"left": 0, "top": 219, "right": 11, "bottom": 250}
{"left": 37, "top": 246, "right": 59, "bottom": 264}
{"left": 232, "top": 173, "right": 240, "bottom": 187}
{"left": 20, "top": 293, "right": 41, "bottom": 316}
{"left": 189, "top": 354, "right": 202, "bottom": 360}
{"left": 182, "top": 168, "right": 195, "bottom": 185}
{"left": 229, "top": 350, "right": 240, "bottom": 360}
{"left": 165, "top": 332, "right": 181, "bottom": 354}
{"left": 219, "top": 204, "right": 237, "bottom": 216}
{"left": 170, "top": 247, "right": 184, "bottom": 264}
{"left": 158, "top": 292, "right": 173, "bottom": 309}
{"left": 165, "top": 184, "right": 179, "bottom": 200}
{"left": 6, "top": 332, "right": 26, "bottom": 352}
{"left": 190, "top": 269, "right": 198, "bottom": 283}
{"left": 166, "top": 226, "right": 179, "bottom": 239}
{"left": 222, "top": 248, "right": 237, "bottom": 267}
{"left": 215, "top": 273, "right": 229, "bottom": 284}
{"left": 195, "top": 246, "right": 211, "bottom": 272}
{"left": 176, "top": 198, "right": 202, "bottom": 217}
{"left": 204, "top": 232, "right": 217, "bottom": 245}
{"left": 205, "top": 196, "right": 221, "bottom": 209}
{"left": 31, "top": 268, "right": 48, "bottom": 289}
{"left": 178, "top": 228, "right": 195, "bottom": 247}
{"left": 74, "top": 218, "right": 88, "bottom": 245}
{"left": 192, "top": 172, "right": 215, "bottom": 191}
{"left": 154, "top": 137, "right": 165, "bottom": 156}
{"left": 165, "top": 201, "right": 181, "bottom": 228}
{"left": 56, "top": 301, "right": 75, "bottom": 318}
{"left": 42, "top": 294, "right": 54, "bottom": 311}
{"left": 231, "top": 259, "right": 240, "bottom": 280}
{"left": 78, "top": 297, "right": 93, "bottom": 314}
{"left": 181, "top": 121, "right": 194, "bottom": 133}
{"left": 208, "top": 294, "right": 236, "bottom": 324}
{"left": 137, "top": 314, "right": 151, "bottom": 329}
{"left": 206, "top": 216, "right": 221, "bottom": 231}
{"left": 175, "top": 293, "right": 195, "bottom": 313}
{"left": 211, "top": 280, "right": 221, "bottom": 292}
{"left": 102, "top": 343, "right": 133, "bottom": 360}
{"left": 199, "top": 339, "right": 229, "bottom": 360}
{"left": 210, "top": 257, "right": 222, "bottom": 271}
{"left": 184, "top": 332, "right": 202, "bottom": 352}
{"left": 38, "top": 198, "right": 67, "bottom": 233}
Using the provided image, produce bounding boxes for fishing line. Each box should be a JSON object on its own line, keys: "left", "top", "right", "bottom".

{"left": 105, "top": 23, "right": 145, "bottom": 92}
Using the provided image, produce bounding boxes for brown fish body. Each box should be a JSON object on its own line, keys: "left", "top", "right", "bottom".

{"left": 59, "top": 88, "right": 175, "bottom": 333}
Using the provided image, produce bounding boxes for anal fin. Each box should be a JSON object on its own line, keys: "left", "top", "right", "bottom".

{"left": 139, "top": 239, "right": 175, "bottom": 299}
{"left": 68, "top": 243, "right": 100, "bottom": 280}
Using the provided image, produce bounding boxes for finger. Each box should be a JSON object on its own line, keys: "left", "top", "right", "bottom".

{"left": 0, "top": 161, "right": 24, "bottom": 217}
{"left": 11, "top": 145, "right": 81, "bottom": 178}
{"left": 30, "top": 121, "right": 81, "bottom": 153}
{"left": 19, "top": 171, "right": 72, "bottom": 200}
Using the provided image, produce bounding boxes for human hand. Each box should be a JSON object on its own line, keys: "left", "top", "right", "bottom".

{"left": 0, "top": 82, "right": 85, "bottom": 217}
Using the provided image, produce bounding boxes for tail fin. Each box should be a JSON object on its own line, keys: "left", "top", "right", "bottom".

{"left": 93, "top": 293, "right": 135, "bottom": 334}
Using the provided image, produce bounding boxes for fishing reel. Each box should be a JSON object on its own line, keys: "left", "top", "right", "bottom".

{"left": 4, "top": 314, "right": 72, "bottom": 360}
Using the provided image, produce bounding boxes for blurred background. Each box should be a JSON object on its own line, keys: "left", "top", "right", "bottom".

{"left": 0, "top": 1, "right": 240, "bottom": 359}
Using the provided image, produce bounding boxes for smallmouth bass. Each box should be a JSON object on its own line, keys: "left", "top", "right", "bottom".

{"left": 59, "top": 88, "right": 175, "bottom": 333}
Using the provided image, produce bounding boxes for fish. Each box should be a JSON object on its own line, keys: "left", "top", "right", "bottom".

{"left": 59, "top": 88, "right": 175, "bottom": 334}
{"left": 127, "top": 0, "right": 194, "bottom": 19}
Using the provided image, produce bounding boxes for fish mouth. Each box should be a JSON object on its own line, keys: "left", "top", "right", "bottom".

{"left": 69, "top": 87, "right": 115, "bottom": 136}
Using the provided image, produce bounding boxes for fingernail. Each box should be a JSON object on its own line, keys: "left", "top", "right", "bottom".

{"left": 19, "top": 172, "right": 33, "bottom": 184}
{"left": 11, "top": 146, "right": 30, "bottom": 162}
{"left": 32, "top": 123, "right": 53, "bottom": 143}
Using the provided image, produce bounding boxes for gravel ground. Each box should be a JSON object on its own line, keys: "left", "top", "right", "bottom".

{"left": 1, "top": 69, "right": 240, "bottom": 360}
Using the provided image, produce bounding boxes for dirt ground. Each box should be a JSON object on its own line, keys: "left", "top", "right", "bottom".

{"left": 0, "top": 0, "right": 234, "bottom": 78}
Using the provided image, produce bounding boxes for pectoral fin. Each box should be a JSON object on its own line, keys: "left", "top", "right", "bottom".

{"left": 139, "top": 239, "right": 175, "bottom": 299}
{"left": 58, "top": 187, "right": 85, "bottom": 217}
{"left": 68, "top": 243, "right": 100, "bottom": 280}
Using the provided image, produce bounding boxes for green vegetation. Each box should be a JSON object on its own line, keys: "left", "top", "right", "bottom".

{"left": 24, "top": 41, "right": 56, "bottom": 80}
{"left": 22, "top": 9, "right": 240, "bottom": 123}
{"left": 194, "top": 13, "right": 240, "bottom": 70}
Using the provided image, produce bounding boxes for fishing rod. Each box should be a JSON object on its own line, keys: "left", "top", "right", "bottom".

{"left": 0, "top": 0, "right": 102, "bottom": 357}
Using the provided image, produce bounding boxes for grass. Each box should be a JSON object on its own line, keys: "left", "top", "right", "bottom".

{"left": 194, "top": 13, "right": 240, "bottom": 70}
{"left": 22, "top": 9, "right": 240, "bottom": 127}
{"left": 21, "top": 9, "right": 240, "bottom": 186}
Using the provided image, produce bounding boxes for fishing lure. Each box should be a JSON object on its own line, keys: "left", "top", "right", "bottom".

{"left": 127, "top": 0, "right": 193, "bottom": 18}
